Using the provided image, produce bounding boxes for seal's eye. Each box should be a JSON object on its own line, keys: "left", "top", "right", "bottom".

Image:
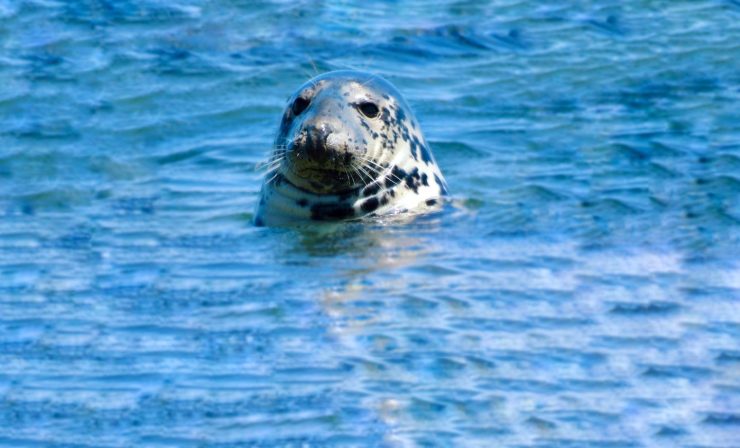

{"left": 292, "top": 97, "right": 310, "bottom": 115}
{"left": 358, "top": 101, "right": 379, "bottom": 119}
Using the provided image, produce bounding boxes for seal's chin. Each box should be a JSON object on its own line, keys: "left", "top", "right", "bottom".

{"left": 282, "top": 145, "right": 360, "bottom": 194}
{"left": 284, "top": 162, "right": 357, "bottom": 195}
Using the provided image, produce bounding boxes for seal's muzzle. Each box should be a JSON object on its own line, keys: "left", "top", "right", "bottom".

{"left": 302, "top": 122, "right": 336, "bottom": 164}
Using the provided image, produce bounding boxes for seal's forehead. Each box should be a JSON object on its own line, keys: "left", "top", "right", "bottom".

{"left": 297, "top": 70, "right": 404, "bottom": 102}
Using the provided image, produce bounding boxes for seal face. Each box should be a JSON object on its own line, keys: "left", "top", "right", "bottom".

{"left": 255, "top": 70, "right": 448, "bottom": 226}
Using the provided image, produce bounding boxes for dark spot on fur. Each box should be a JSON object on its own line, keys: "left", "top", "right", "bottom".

{"left": 380, "top": 107, "right": 392, "bottom": 126}
{"left": 410, "top": 136, "right": 432, "bottom": 164}
{"left": 362, "top": 182, "right": 381, "bottom": 197}
{"left": 310, "top": 203, "right": 355, "bottom": 220}
{"left": 409, "top": 138, "right": 419, "bottom": 161}
{"left": 405, "top": 167, "right": 421, "bottom": 193}
{"left": 395, "top": 107, "right": 406, "bottom": 124}
{"left": 361, "top": 197, "right": 380, "bottom": 213}
{"left": 386, "top": 166, "right": 406, "bottom": 188}
{"left": 418, "top": 141, "right": 433, "bottom": 164}
{"left": 434, "top": 174, "right": 448, "bottom": 195}
{"left": 421, "top": 173, "right": 429, "bottom": 186}
{"left": 426, "top": 199, "right": 437, "bottom": 206}
{"left": 380, "top": 194, "right": 390, "bottom": 206}
{"left": 401, "top": 127, "right": 410, "bottom": 142}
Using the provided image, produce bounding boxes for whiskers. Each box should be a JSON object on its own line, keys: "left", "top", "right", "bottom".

{"left": 346, "top": 156, "right": 403, "bottom": 190}
{"left": 256, "top": 145, "right": 288, "bottom": 185}
{"left": 258, "top": 146, "right": 401, "bottom": 194}
{"left": 364, "top": 157, "right": 403, "bottom": 184}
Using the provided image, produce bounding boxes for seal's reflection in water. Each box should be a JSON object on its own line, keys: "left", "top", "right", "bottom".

{"left": 280, "top": 214, "right": 447, "bottom": 444}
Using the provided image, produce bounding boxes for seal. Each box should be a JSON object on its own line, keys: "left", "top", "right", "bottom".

{"left": 255, "top": 70, "right": 448, "bottom": 227}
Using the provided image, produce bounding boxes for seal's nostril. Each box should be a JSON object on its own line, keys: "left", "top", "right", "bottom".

{"left": 317, "top": 123, "right": 334, "bottom": 141}
{"left": 301, "top": 124, "right": 331, "bottom": 163}
{"left": 305, "top": 123, "right": 334, "bottom": 149}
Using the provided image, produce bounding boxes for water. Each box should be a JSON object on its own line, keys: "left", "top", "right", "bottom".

{"left": 1, "top": 1, "right": 739, "bottom": 446}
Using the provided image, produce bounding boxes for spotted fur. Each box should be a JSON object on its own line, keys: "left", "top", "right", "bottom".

{"left": 255, "top": 70, "right": 447, "bottom": 226}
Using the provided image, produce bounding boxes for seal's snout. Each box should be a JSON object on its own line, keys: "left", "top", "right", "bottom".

{"left": 304, "top": 122, "right": 335, "bottom": 163}
{"left": 294, "top": 118, "right": 351, "bottom": 168}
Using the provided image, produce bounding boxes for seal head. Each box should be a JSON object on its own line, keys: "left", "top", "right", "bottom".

{"left": 256, "top": 70, "right": 447, "bottom": 226}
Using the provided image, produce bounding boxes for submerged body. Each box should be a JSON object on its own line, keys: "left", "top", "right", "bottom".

{"left": 255, "top": 70, "right": 447, "bottom": 227}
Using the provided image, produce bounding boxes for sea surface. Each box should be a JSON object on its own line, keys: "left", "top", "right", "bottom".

{"left": 1, "top": 1, "right": 739, "bottom": 447}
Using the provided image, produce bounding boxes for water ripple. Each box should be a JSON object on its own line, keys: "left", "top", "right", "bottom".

{"left": 1, "top": 0, "right": 739, "bottom": 446}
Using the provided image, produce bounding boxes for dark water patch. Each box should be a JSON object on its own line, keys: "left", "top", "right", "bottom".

{"left": 528, "top": 438, "right": 641, "bottom": 448}
{"left": 146, "top": 47, "right": 226, "bottom": 77}
{"left": 715, "top": 350, "right": 740, "bottom": 365}
{"left": 450, "top": 318, "right": 534, "bottom": 333}
{"left": 654, "top": 425, "right": 688, "bottom": 437}
{"left": 368, "top": 40, "right": 443, "bottom": 64}
{"left": 477, "top": 378, "right": 563, "bottom": 394}
{"left": 548, "top": 409, "right": 622, "bottom": 427}
{"left": 111, "top": 196, "right": 157, "bottom": 215}
{"left": 393, "top": 25, "right": 493, "bottom": 56}
{"left": 530, "top": 316, "right": 594, "bottom": 329}
{"left": 429, "top": 140, "right": 488, "bottom": 160}
{"left": 647, "top": 141, "right": 687, "bottom": 159}
{"left": 579, "top": 197, "right": 642, "bottom": 216}
{"left": 585, "top": 143, "right": 653, "bottom": 164}
{"left": 8, "top": 120, "right": 80, "bottom": 140}
{"left": 680, "top": 284, "right": 740, "bottom": 300}
{"left": 702, "top": 412, "right": 740, "bottom": 426}
{"left": 410, "top": 431, "right": 460, "bottom": 447}
{"left": 608, "top": 301, "right": 682, "bottom": 316}
{"left": 560, "top": 379, "right": 629, "bottom": 392}
{"left": 61, "top": 0, "right": 201, "bottom": 25}
{"left": 583, "top": 15, "right": 626, "bottom": 37}
{"left": 594, "top": 336, "right": 680, "bottom": 351}
{"left": 525, "top": 416, "right": 558, "bottom": 431}
{"left": 600, "top": 82, "right": 681, "bottom": 110}
{"left": 15, "top": 188, "right": 94, "bottom": 212}
{"left": 687, "top": 321, "right": 740, "bottom": 338}
{"left": 727, "top": 0, "right": 740, "bottom": 12}
{"left": 692, "top": 174, "right": 740, "bottom": 192}
{"left": 490, "top": 28, "right": 529, "bottom": 50}
{"left": 501, "top": 184, "right": 570, "bottom": 203}
{"left": 646, "top": 161, "right": 679, "bottom": 178}
{"left": 150, "top": 148, "right": 204, "bottom": 165}
{"left": 398, "top": 294, "right": 440, "bottom": 315}
{"left": 458, "top": 424, "right": 512, "bottom": 436}
{"left": 531, "top": 348, "right": 608, "bottom": 370}
{"left": 641, "top": 364, "right": 715, "bottom": 381}
{"left": 20, "top": 52, "right": 76, "bottom": 83}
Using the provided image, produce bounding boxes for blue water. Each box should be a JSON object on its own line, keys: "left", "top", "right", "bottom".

{"left": 1, "top": 1, "right": 739, "bottom": 446}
